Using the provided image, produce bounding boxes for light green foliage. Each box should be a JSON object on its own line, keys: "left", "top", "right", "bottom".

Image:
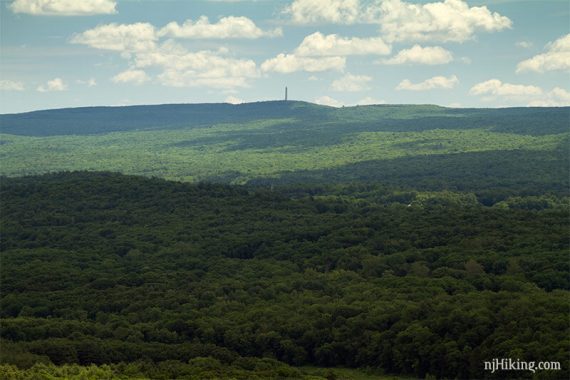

{"left": 0, "top": 127, "right": 564, "bottom": 184}
{"left": 0, "top": 363, "right": 408, "bottom": 379}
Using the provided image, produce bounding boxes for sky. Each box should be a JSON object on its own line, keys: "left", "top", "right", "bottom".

{"left": 0, "top": 0, "right": 569, "bottom": 113}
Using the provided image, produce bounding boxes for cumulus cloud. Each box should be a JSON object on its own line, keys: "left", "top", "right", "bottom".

{"left": 157, "top": 67, "right": 256, "bottom": 89}
{"left": 516, "top": 34, "right": 570, "bottom": 73}
{"left": 10, "top": 0, "right": 116, "bottom": 16}
{"left": 527, "top": 87, "right": 570, "bottom": 107}
{"left": 284, "top": 0, "right": 511, "bottom": 43}
{"left": 396, "top": 75, "right": 458, "bottom": 91}
{"left": 381, "top": 45, "right": 453, "bottom": 65}
{"left": 73, "top": 23, "right": 258, "bottom": 90}
{"left": 376, "top": 0, "right": 512, "bottom": 43}
{"left": 263, "top": 31, "right": 387, "bottom": 74}
{"left": 470, "top": 79, "right": 542, "bottom": 98}
{"left": 37, "top": 78, "right": 67, "bottom": 92}
{"left": 71, "top": 23, "right": 157, "bottom": 53}
{"left": 112, "top": 70, "right": 150, "bottom": 85}
{"left": 0, "top": 80, "right": 25, "bottom": 91}
{"left": 158, "top": 16, "right": 282, "bottom": 39}
{"left": 138, "top": 47, "right": 255, "bottom": 89}
{"left": 314, "top": 95, "right": 344, "bottom": 107}
{"left": 331, "top": 73, "right": 372, "bottom": 92}
{"left": 261, "top": 54, "right": 345, "bottom": 73}
{"left": 470, "top": 80, "right": 570, "bottom": 106}
{"left": 285, "top": 0, "right": 360, "bottom": 25}
{"left": 295, "top": 32, "right": 391, "bottom": 56}
{"left": 135, "top": 42, "right": 259, "bottom": 89}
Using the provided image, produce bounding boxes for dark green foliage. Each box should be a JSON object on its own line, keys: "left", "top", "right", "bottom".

{"left": 0, "top": 101, "right": 329, "bottom": 136}
{"left": 1, "top": 172, "right": 568, "bottom": 379}
{"left": 1, "top": 101, "right": 568, "bottom": 379}
{"left": 2, "top": 102, "right": 567, "bottom": 137}
{"left": 249, "top": 146, "right": 570, "bottom": 199}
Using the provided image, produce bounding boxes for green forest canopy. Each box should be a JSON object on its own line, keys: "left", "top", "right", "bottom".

{"left": 0, "top": 102, "right": 568, "bottom": 192}
{"left": 1, "top": 172, "right": 568, "bottom": 379}
{"left": 0, "top": 103, "right": 568, "bottom": 379}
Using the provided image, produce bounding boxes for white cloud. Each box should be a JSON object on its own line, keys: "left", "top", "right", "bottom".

{"left": 37, "top": 78, "right": 67, "bottom": 92}
{"left": 10, "top": 0, "right": 116, "bottom": 16}
{"left": 112, "top": 70, "right": 150, "bottom": 85}
{"left": 470, "top": 79, "right": 543, "bottom": 98}
{"left": 0, "top": 80, "right": 25, "bottom": 91}
{"left": 381, "top": 45, "right": 453, "bottom": 65}
{"left": 356, "top": 96, "right": 386, "bottom": 105}
{"left": 314, "top": 95, "right": 343, "bottom": 107}
{"left": 225, "top": 96, "right": 243, "bottom": 104}
{"left": 261, "top": 53, "right": 345, "bottom": 73}
{"left": 396, "top": 75, "right": 458, "bottom": 91}
{"left": 73, "top": 23, "right": 259, "bottom": 90}
{"left": 157, "top": 70, "right": 254, "bottom": 89}
{"left": 158, "top": 16, "right": 282, "bottom": 39}
{"left": 135, "top": 42, "right": 259, "bottom": 89}
{"left": 331, "top": 73, "right": 372, "bottom": 92}
{"left": 376, "top": 0, "right": 512, "bottom": 43}
{"left": 284, "top": 0, "right": 511, "bottom": 43}
{"left": 528, "top": 87, "right": 570, "bottom": 107}
{"left": 285, "top": 0, "right": 360, "bottom": 25}
{"left": 77, "top": 24, "right": 277, "bottom": 89}
{"left": 470, "top": 81, "right": 569, "bottom": 106}
{"left": 261, "top": 31, "right": 386, "bottom": 74}
{"left": 516, "top": 34, "right": 570, "bottom": 73}
{"left": 516, "top": 40, "right": 533, "bottom": 49}
{"left": 295, "top": 32, "right": 391, "bottom": 56}
{"left": 71, "top": 23, "right": 157, "bottom": 53}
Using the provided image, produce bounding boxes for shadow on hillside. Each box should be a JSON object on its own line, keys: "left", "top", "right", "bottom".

{"left": 245, "top": 147, "right": 570, "bottom": 198}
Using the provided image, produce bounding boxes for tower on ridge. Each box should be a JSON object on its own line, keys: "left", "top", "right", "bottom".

{"left": 285, "top": 86, "right": 288, "bottom": 101}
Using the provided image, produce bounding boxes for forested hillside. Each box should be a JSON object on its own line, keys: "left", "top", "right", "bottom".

{"left": 1, "top": 172, "right": 568, "bottom": 379}
{"left": 0, "top": 103, "right": 568, "bottom": 379}
{"left": 1, "top": 103, "right": 568, "bottom": 191}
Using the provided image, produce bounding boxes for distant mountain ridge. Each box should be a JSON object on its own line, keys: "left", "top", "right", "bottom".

{"left": 1, "top": 101, "right": 567, "bottom": 137}
{"left": 0, "top": 101, "right": 568, "bottom": 193}
{"left": 0, "top": 101, "right": 326, "bottom": 136}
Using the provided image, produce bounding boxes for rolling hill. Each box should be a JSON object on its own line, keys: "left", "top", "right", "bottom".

{"left": 0, "top": 102, "right": 569, "bottom": 379}
{"left": 0, "top": 102, "right": 568, "bottom": 199}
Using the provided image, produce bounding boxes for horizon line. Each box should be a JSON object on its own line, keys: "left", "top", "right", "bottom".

{"left": 2, "top": 100, "right": 568, "bottom": 115}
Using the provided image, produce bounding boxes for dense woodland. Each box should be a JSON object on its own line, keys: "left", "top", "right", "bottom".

{"left": 1, "top": 172, "right": 568, "bottom": 379}
{"left": 1, "top": 102, "right": 568, "bottom": 186}
{"left": 0, "top": 103, "right": 568, "bottom": 379}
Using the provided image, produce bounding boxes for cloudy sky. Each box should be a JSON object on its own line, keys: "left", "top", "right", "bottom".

{"left": 0, "top": 0, "right": 568, "bottom": 113}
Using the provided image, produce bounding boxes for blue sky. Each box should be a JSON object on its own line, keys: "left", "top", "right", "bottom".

{"left": 0, "top": 0, "right": 568, "bottom": 113}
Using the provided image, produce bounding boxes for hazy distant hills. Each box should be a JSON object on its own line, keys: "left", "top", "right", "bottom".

{"left": 0, "top": 102, "right": 568, "bottom": 197}
{"left": 1, "top": 101, "right": 568, "bottom": 136}
{"left": 0, "top": 101, "right": 327, "bottom": 136}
